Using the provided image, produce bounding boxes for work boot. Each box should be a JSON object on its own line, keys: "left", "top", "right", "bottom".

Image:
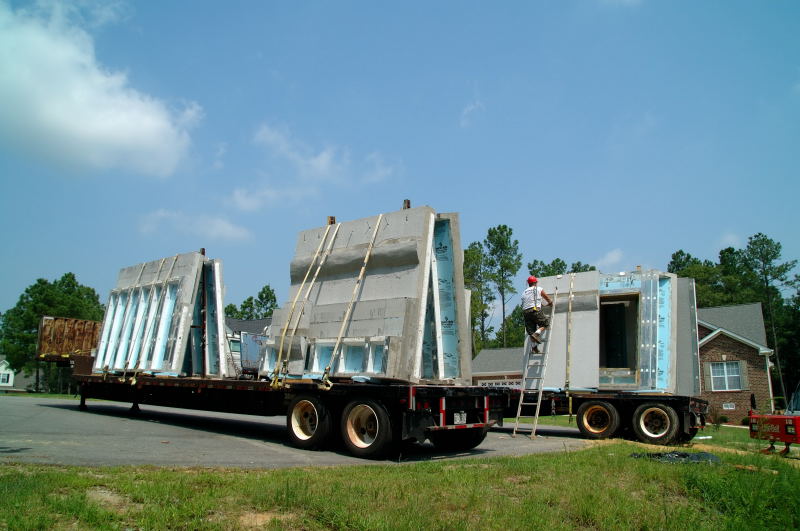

{"left": 532, "top": 345, "right": 540, "bottom": 354}
{"left": 532, "top": 332, "right": 542, "bottom": 343}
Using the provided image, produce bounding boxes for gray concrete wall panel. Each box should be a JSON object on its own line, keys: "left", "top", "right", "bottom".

{"left": 267, "top": 206, "right": 470, "bottom": 385}
{"left": 525, "top": 269, "right": 696, "bottom": 394}
{"left": 675, "top": 277, "right": 701, "bottom": 396}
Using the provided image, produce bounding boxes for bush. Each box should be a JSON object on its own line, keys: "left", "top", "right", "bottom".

{"left": 741, "top": 417, "right": 750, "bottom": 426}
{"left": 719, "top": 415, "right": 729, "bottom": 423}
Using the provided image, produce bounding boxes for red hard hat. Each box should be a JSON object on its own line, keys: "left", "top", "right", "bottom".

{"left": 527, "top": 276, "right": 538, "bottom": 285}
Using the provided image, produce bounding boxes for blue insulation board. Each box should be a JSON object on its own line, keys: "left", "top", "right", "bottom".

{"left": 434, "top": 219, "right": 460, "bottom": 379}
{"left": 656, "top": 277, "right": 672, "bottom": 389}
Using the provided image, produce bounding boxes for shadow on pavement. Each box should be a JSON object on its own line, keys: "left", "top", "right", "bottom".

{"left": 40, "top": 401, "right": 583, "bottom": 464}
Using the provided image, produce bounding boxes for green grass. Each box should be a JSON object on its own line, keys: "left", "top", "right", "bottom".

{"left": 2, "top": 441, "right": 798, "bottom": 530}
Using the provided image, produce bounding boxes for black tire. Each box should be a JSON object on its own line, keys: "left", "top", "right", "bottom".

{"left": 576, "top": 400, "right": 620, "bottom": 439}
{"left": 286, "top": 395, "right": 332, "bottom": 450}
{"left": 429, "top": 428, "right": 487, "bottom": 452}
{"left": 340, "top": 399, "right": 394, "bottom": 458}
{"left": 632, "top": 403, "right": 680, "bottom": 445}
{"left": 677, "top": 426, "right": 700, "bottom": 443}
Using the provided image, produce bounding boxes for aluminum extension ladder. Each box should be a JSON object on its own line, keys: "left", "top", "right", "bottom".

{"left": 512, "top": 285, "right": 559, "bottom": 439}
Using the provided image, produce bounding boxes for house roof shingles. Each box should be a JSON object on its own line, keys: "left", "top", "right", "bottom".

{"left": 472, "top": 348, "right": 522, "bottom": 374}
{"left": 225, "top": 317, "right": 271, "bottom": 335}
{"left": 697, "top": 302, "right": 767, "bottom": 347}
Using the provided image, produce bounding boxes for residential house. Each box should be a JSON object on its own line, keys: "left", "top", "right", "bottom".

{"left": 0, "top": 355, "right": 36, "bottom": 392}
{"left": 471, "top": 348, "right": 523, "bottom": 388}
{"left": 697, "top": 302, "right": 774, "bottom": 417}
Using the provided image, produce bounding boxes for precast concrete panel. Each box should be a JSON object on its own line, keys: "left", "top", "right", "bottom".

{"left": 93, "top": 252, "right": 227, "bottom": 377}
{"left": 533, "top": 272, "right": 600, "bottom": 390}
{"left": 675, "top": 278, "right": 700, "bottom": 396}
{"left": 268, "top": 206, "right": 469, "bottom": 384}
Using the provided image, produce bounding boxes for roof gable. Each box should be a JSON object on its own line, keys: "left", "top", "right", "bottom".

{"left": 699, "top": 328, "right": 772, "bottom": 355}
{"left": 472, "top": 347, "right": 522, "bottom": 374}
{"left": 225, "top": 317, "right": 271, "bottom": 335}
{"left": 697, "top": 302, "right": 767, "bottom": 346}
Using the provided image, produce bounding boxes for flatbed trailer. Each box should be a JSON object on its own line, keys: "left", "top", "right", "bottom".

{"left": 508, "top": 389, "right": 708, "bottom": 444}
{"left": 75, "top": 373, "right": 509, "bottom": 458}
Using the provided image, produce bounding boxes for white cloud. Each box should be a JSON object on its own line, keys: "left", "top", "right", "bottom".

{"left": 595, "top": 248, "right": 624, "bottom": 271}
{"left": 240, "top": 122, "right": 398, "bottom": 210}
{"left": 460, "top": 99, "right": 484, "bottom": 128}
{"left": 362, "top": 152, "right": 395, "bottom": 184}
{"left": 0, "top": 1, "right": 200, "bottom": 177}
{"left": 714, "top": 231, "right": 742, "bottom": 250}
{"left": 140, "top": 209, "right": 252, "bottom": 241}
{"left": 228, "top": 184, "right": 318, "bottom": 212}
{"left": 254, "top": 124, "right": 348, "bottom": 181}
{"left": 212, "top": 142, "right": 227, "bottom": 170}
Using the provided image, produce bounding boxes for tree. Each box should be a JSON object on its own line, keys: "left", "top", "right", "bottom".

{"left": 0, "top": 273, "right": 104, "bottom": 391}
{"left": 528, "top": 258, "right": 597, "bottom": 278}
{"left": 569, "top": 261, "right": 596, "bottom": 273}
{"left": 484, "top": 225, "right": 522, "bottom": 347}
{"left": 667, "top": 250, "right": 702, "bottom": 274}
{"left": 492, "top": 304, "right": 526, "bottom": 349}
{"left": 464, "top": 242, "right": 495, "bottom": 356}
{"left": 225, "top": 284, "right": 278, "bottom": 320}
{"left": 742, "top": 234, "right": 798, "bottom": 401}
{"left": 668, "top": 234, "right": 799, "bottom": 402}
{"left": 528, "top": 258, "right": 567, "bottom": 278}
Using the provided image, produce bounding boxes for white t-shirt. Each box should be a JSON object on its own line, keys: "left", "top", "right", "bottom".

{"left": 521, "top": 285, "right": 545, "bottom": 311}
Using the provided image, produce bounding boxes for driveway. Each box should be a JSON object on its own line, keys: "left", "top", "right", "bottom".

{"left": 0, "top": 396, "right": 587, "bottom": 468}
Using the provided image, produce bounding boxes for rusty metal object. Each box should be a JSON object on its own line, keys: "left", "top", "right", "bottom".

{"left": 37, "top": 316, "right": 101, "bottom": 363}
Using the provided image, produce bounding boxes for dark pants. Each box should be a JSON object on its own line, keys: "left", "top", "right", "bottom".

{"left": 524, "top": 308, "right": 549, "bottom": 337}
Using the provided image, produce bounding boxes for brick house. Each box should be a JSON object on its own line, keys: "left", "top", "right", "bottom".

{"left": 471, "top": 348, "right": 522, "bottom": 388}
{"left": 697, "top": 303, "right": 774, "bottom": 419}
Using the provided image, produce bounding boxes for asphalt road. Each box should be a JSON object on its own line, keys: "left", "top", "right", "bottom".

{"left": 0, "top": 396, "right": 587, "bottom": 468}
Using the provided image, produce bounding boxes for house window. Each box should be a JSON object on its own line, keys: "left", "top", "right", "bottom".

{"left": 710, "top": 361, "right": 742, "bottom": 391}
{"left": 1, "top": 373, "right": 9, "bottom": 384}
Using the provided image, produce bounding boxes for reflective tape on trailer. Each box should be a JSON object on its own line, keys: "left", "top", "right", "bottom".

{"left": 408, "top": 386, "right": 417, "bottom": 410}
{"left": 427, "top": 421, "right": 496, "bottom": 431}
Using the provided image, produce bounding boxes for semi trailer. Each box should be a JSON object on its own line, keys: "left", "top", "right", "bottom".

{"left": 74, "top": 204, "right": 508, "bottom": 458}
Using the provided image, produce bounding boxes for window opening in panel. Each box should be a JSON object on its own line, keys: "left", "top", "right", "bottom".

{"left": 367, "top": 338, "right": 387, "bottom": 374}
{"left": 599, "top": 293, "right": 639, "bottom": 386}
{"left": 341, "top": 341, "right": 366, "bottom": 373}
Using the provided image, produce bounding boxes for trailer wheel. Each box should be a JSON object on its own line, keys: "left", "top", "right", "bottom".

{"left": 429, "top": 428, "right": 487, "bottom": 452}
{"left": 632, "top": 403, "right": 680, "bottom": 445}
{"left": 341, "top": 399, "right": 393, "bottom": 458}
{"left": 576, "top": 401, "right": 620, "bottom": 439}
{"left": 286, "top": 395, "right": 332, "bottom": 450}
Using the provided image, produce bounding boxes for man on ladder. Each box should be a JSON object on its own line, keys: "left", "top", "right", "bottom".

{"left": 521, "top": 276, "right": 553, "bottom": 353}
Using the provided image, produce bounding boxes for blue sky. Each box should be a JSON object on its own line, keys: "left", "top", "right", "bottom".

{"left": 1, "top": 0, "right": 798, "bottom": 326}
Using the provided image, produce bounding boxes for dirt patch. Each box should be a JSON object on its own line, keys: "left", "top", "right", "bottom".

{"left": 442, "top": 463, "right": 492, "bottom": 471}
{"left": 87, "top": 487, "right": 141, "bottom": 514}
{"left": 239, "top": 511, "right": 294, "bottom": 528}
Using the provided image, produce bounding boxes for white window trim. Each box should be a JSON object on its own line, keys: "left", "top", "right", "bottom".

{"left": 710, "top": 361, "right": 742, "bottom": 392}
